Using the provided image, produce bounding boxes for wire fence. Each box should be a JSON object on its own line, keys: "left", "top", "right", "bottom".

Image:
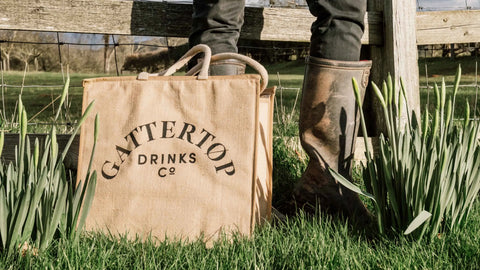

{"left": 1, "top": 33, "right": 480, "bottom": 127}
{"left": 418, "top": 44, "right": 480, "bottom": 121}
{"left": 0, "top": 0, "right": 480, "bottom": 128}
{"left": 0, "top": 31, "right": 311, "bottom": 130}
{"left": 416, "top": 0, "right": 480, "bottom": 11}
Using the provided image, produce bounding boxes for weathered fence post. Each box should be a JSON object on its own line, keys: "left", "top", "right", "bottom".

{"left": 368, "top": 0, "right": 420, "bottom": 133}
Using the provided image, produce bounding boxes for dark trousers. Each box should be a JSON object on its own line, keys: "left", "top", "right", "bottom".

{"left": 189, "top": 0, "right": 366, "bottom": 61}
{"left": 189, "top": 0, "right": 245, "bottom": 55}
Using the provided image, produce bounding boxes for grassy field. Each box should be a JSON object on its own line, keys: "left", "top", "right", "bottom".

{"left": 1, "top": 56, "right": 480, "bottom": 268}
{"left": 1, "top": 203, "right": 479, "bottom": 269}
{"left": 1, "top": 55, "right": 478, "bottom": 128}
{"left": 0, "top": 71, "right": 108, "bottom": 133}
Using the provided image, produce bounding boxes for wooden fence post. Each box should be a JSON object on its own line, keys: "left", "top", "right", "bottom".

{"left": 367, "top": 0, "right": 420, "bottom": 134}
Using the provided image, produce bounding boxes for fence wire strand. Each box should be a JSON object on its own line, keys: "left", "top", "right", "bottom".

{"left": 420, "top": 44, "right": 480, "bottom": 121}
{"left": 0, "top": 1, "right": 478, "bottom": 128}
{"left": 0, "top": 29, "right": 479, "bottom": 127}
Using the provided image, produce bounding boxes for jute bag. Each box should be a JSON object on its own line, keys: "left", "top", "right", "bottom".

{"left": 77, "top": 45, "right": 275, "bottom": 243}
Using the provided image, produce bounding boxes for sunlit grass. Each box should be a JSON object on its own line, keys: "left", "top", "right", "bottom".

{"left": 0, "top": 57, "right": 479, "bottom": 268}
{"left": 1, "top": 202, "right": 479, "bottom": 269}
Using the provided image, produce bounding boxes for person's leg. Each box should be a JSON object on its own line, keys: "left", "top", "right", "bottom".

{"left": 292, "top": 0, "right": 372, "bottom": 225}
{"left": 307, "top": 0, "right": 366, "bottom": 61}
{"left": 189, "top": 0, "right": 246, "bottom": 75}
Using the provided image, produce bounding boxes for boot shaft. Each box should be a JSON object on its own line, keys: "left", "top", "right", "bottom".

{"left": 209, "top": 59, "right": 246, "bottom": 75}
{"left": 291, "top": 57, "right": 373, "bottom": 222}
{"left": 299, "top": 56, "right": 371, "bottom": 175}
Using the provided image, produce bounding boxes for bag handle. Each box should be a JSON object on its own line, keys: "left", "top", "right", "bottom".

{"left": 138, "top": 45, "right": 269, "bottom": 90}
{"left": 138, "top": 44, "right": 211, "bottom": 80}
{"left": 186, "top": 53, "right": 269, "bottom": 91}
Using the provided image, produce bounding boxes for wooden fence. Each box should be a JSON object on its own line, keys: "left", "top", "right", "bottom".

{"left": 1, "top": 0, "right": 480, "bottom": 167}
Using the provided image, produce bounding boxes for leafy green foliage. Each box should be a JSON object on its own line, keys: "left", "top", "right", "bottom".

{"left": 331, "top": 67, "right": 480, "bottom": 240}
{"left": 0, "top": 81, "right": 97, "bottom": 255}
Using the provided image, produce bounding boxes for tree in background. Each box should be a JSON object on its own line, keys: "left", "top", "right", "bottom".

{"left": 0, "top": 31, "right": 17, "bottom": 71}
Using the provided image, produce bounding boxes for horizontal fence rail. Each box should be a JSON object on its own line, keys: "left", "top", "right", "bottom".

{"left": 0, "top": 0, "right": 381, "bottom": 44}
{"left": 416, "top": 10, "right": 480, "bottom": 45}
{"left": 0, "top": 0, "right": 479, "bottom": 45}
{"left": 1, "top": 134, "right": 79, "bottom": 170}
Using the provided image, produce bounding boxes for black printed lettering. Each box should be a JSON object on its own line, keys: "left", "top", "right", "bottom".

{"left": 102, "top": 161, "right": 120, "bottom": 179}
{"left": 138, "top": 154, "right": 147, "bottom": 165}
{"left": 125, "top": 127, "right": 141, "bottom": 148}
{"left": 151, "top": 154, "right": 158, "bottom": 164}
{"left": 206, "top": 143, "right": 226, "bottom": 161}
{"left": 161, "top": 121, "right": 176, "bottom": 138}
{"left": 177, "top": 122, "right": 196, "bottom": 144}
{"left": 189, "top": 153, "right": 196, "bottom": 163}
{"left": 116, "top": 145, "right": 132, "bottom": 163}
{"left": 179, "top": 153, "right": 186, "bottom": 163}
{"left": 196, "top": 129, "right": 216, "bottom": 149}
{"left": 215, "top": 161, "right": 235, "bottom": 176}
{"left": 139, "top": 122, "right": 157, "bottom": 142}
{"left": 168, "top": 154, "right": 176, "bottom": 164}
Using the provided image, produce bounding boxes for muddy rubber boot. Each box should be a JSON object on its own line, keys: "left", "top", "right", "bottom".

{"left": 209, "top": 59, "right": 246, "bottom": 75}
{"left": 291, "top": 56, "right": 372, "bottom": 225}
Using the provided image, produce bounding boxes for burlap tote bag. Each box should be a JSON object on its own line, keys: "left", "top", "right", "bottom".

{"left": 77, "top": 45, "right": 275, "bottom": 243}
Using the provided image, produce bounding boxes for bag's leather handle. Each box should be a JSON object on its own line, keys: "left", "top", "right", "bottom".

{"left": 137, "top": 44, "right": 211, "bottom": 80}
{"left": 138, "top": 45, "right": 269, "bottom": 90}
{"left": 186, "top": 53, "right": 269, "bottom": 91}
{"left": 161, "top": 44, "right": 211, "bottom": 79}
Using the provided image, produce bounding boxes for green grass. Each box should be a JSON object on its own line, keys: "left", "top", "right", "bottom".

{"left": 265, "top": 56, "right": 480, "bottom": 121}
{"left": 3, "top": 56, "right": 477, "bottom": 130}
{"left": 0, "top": 71, "right": 107, "bottom": 133}
{"left": 1, "top": 202, "right": 479, "bottom": 269}
{"left": 418, "top": 57, "right": 480, "bottom": 118}
{"left": 1, "top": 56, "right": 480, "bottom": 268}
